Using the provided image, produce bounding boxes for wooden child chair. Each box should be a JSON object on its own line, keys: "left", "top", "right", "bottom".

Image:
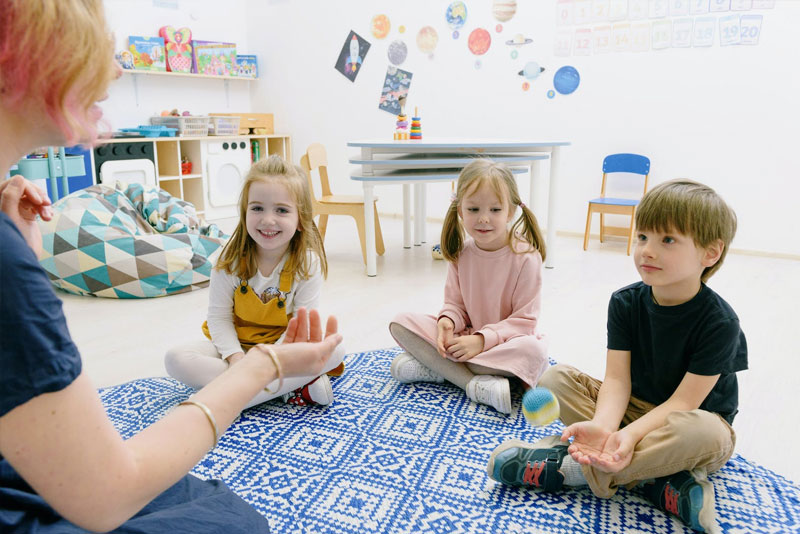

{"left": 583, "top": 153, "right": 651, "bottom": 255}
{"left": 300, "top": 143, "right": 385, "bottom": 264}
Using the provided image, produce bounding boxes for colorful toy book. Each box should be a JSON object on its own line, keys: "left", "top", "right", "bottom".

{"left": 127, "top": 36, "right": 166, "bottom": 71}
{"left": 158, "top": 26, "right": 193, "bottom": 73}
{"left": 192, "top": 40, "right": 237, "bottom": 76}
{"left": 234, "top": 54, "right": 258, "bottom": 78}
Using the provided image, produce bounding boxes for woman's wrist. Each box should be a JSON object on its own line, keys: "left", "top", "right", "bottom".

{"left": 241, "top": 346, "right": 280, "bottom": 385}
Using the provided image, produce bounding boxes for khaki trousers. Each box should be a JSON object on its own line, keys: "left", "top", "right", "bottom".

{"left": 539, "top": 364, "right": 736, "bottom": 499}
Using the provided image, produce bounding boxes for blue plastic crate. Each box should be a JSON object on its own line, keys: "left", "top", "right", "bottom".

{"left": 119, "top": 125, "right": 177, "bottom": 137}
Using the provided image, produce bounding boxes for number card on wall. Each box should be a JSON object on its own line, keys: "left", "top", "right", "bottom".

{"left": 670, "top": 0, "right": 690, "bottom": 16}
{"left": 672, "top": 18, "right": 693, "bottom": 46}
{"left": 690, "top": 0, "right": 710, "bottom": 15}
{"left": 719, "top": 13, "right": 740, "bottom": 45}
{"left": 710, "top": 0, "right": 731, "bottom": 12}
{"left": 613, "top": 22, "right": 632, "bottom": 50}
{"left": 731, "top": 0, "right": 752, "bottom": 10}
{"left": 739, "top": 14, "right": 762, "bottom": 44}
{"left": 751, "top": 0, "right": 774, "bottom": 8}
{"left": 574, "top": 0, "right": 592, "bottom": 24}
{"left": 609, "top": 0, "right": 629, "bottom": 20}
{"left": 652, "top": 19, "right": 672, "bottom": 48}
{"left": 557, "top": 0, "right": 574, "bottom": 26}
{"left": 693, "top": 16, "right": 715, "bottom": 46}
{"left": 573, "top": 28, "right": 593, "bottom": 55}
{"left": 555, "top": 30, "right": 573, "bottom": 55}
{"left": 593, "top": 24, "right": 612, "bottom": 52}
{"left": 632, "top": 22, "right": 651, "bottom": 51}
{"left": 650, "top": 0, "right": 669, "bottom": 18}
{"left": 593, "top": 0, "right": 610, "bottom": 21}
{"left": 629, "top": 0, "right": 649, "bottom": 20}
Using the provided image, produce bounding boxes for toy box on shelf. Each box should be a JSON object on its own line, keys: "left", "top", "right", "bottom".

{"left": 150, "top": 116, "right": 210, "bottom": 137}
{"left": 209, "top": 113, "right": 273, "bottom": 135}
{"left": 128, "top": 36, "right": 167, "bottom": 71}
{"left": 192, "top": 41, "right": 236, "bottom": 76}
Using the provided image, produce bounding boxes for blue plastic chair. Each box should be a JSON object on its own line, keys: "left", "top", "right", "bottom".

{"left": 583, "top": 153, "right": 651, "bottom": 255}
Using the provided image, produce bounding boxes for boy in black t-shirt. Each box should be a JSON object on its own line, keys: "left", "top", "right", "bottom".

{"left": 487, "top": 180, "right": 747, "bottom": 532}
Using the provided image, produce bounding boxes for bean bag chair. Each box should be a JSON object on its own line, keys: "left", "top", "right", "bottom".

{"left": 37, "top": 181, "right": 228, "bottom": 298}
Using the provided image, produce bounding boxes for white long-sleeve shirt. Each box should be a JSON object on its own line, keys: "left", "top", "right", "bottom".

{"left": 205, "top": 252, "right": 323, "bottom": 358}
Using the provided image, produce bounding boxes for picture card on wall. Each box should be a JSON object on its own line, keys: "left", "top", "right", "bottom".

{"left": 378, "top": 66, "right": 412, "bottom": 115}
{"left": 651, "top": 19, "right": 673, "bottom": 49}
{"left": 739, "top": 14, "right": 762, "bottom": 45}
{"left": 690, "top": 0, "right": 711, "bottom": 15}
{"left": 335, "top": 30, "right": 371, "bottom": 82}
{"left": 672, "top": 18, "right": 694, "bottom": 47}
{"left": 719, "top": 14, "right": 741, "bottom": 45}
{"left": 693, "top": 16, "right": 716, "bottom": 46}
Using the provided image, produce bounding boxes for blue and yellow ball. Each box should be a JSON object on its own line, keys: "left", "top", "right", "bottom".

{"left": 522, "top": 387, "right": 560, "bottom": 426}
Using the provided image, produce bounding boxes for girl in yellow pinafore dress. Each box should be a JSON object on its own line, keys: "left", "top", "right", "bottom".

{"left": 165, "top": 155, "right": 345, "bottom": 409}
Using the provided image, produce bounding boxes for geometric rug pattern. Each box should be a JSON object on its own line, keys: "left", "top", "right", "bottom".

{"left": 37, "top": 182, "right": 227, "bottom": 298}
{"left": 99, "top": 347, "right": 800, "bottom": 534}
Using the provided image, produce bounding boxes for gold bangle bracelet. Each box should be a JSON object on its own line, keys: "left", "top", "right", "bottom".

{"left": 255, "top": 344, "right": 283, "bottom": 394}
{"left": 179, "top": 399, "right": 219, "bottom": 448}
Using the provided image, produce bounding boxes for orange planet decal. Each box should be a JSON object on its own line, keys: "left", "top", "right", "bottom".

{"left": 468, "top": 28, "right": 491, "bottom": 55}
{"left": 371, "top": 14, "right": 390, "bottom": 39}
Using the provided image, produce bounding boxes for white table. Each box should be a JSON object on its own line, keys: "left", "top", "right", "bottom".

{"left": 348, "top": 139, "right": 571, "bottom": 276}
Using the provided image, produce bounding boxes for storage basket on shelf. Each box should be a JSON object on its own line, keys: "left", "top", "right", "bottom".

{"left": 208, "top": 116, "right": 241, "bottom": 136}
{"left": 150, "top": 115, "right": 210, "bottom": 137}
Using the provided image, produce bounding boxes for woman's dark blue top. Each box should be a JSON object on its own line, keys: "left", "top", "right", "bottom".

{"left": 0, "top": 211, "right": 269, "bottom": 533}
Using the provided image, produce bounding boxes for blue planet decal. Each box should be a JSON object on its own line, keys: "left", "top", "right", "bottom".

{"left": 553, "top": 66, "right": 580, "bottom": 95}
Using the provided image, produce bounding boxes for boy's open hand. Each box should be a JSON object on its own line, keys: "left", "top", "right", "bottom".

{"left": 562, "top": 422, "right": 634, "bottom": 473}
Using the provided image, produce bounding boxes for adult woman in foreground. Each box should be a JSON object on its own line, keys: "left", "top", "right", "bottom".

{"left": 0, "top": 1, "right": 341, "bottom": 531}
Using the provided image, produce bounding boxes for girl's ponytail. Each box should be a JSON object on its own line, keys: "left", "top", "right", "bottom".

{"left": 509, "top": 203, "right": 547, "bottom": 261}
{"left": 440, "top": 201, "right": 464, "bottom": 262}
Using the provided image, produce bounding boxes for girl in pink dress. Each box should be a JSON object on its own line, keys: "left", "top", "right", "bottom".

{"left": 389, "top": 159, "right": 549, "bottom": 414}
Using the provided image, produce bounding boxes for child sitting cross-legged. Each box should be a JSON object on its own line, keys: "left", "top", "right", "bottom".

{"left": 487, "top": 180, "right": 747, "bottom": 532}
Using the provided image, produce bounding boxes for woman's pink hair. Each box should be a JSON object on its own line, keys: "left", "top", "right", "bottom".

{"left": 0, "top": 0, "right": 116, "bottom": 145}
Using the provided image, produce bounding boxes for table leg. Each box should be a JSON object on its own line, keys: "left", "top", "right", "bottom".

{"left": 364, "top": 183, "right": 377, "bottom": 276}
{"left": 403, "top": 184, "right": 411, "bottom": 248}
{"left": 545, "top": 147, "right": 562, "bottom": 269}
{"left": 419, "top": 183, "right": 428, "bottom": 243}
{"left": 414, "top": 183, "right": 422, "bottom": 246}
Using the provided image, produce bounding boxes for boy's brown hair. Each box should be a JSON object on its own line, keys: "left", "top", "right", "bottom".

{"left": 635, "top": 179, "right": 737, "bottom": 282}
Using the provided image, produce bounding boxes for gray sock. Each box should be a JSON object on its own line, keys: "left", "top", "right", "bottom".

{"left": 560, "top": 455, "right": 588, "bottom": 487}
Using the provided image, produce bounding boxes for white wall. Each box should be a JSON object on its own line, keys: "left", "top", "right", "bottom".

{"left": 101, "top": 0, "right": 253, "bottom": 131}
{"left": 244, "top": 0, "right": 800, "bottom": 256}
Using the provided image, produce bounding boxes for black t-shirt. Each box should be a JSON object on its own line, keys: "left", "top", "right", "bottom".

{"left": 607, "top": 281, "right": 748, "bottom": 424}
{"left": 0, "top": 211, "right": 81, "bottom": 419}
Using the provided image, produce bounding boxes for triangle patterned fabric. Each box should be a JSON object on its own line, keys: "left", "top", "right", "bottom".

{"left": 38, "top": 182, "right": 228, "bottom": 298}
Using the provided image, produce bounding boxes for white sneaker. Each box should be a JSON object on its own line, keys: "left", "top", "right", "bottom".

{"left": 282, "top": 374, "right": 334, "bottom": 406}
{"left": 466, "top": 375, "right": 512, "bottom": 414}
{"left": 390, "top": 352, "right": 445, "bottom": 384}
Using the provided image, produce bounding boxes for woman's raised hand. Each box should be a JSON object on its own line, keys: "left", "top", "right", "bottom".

{"left": 0, "top": 176, "right": 53, "bottom": 253}
{"left": 250, "top": 307, "right": 341, "bottom": 378}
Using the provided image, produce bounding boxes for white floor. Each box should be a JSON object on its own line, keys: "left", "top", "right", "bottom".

{"left": 61, "top": 215, "right": 799, "bottom": 484}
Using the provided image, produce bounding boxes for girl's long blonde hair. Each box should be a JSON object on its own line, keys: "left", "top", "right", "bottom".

{"left": 440, "top": 159, "right": 546, "bottom": 263}
{"left": 216, "top": 155, "right": 328, "bottom": 281}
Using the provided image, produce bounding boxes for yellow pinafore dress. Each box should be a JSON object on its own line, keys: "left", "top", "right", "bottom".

{"left": 200, "top": 263, "right": 345, "bottom": 376}
{"left": 202, "top": 263, "right": 294, "bottom": 350}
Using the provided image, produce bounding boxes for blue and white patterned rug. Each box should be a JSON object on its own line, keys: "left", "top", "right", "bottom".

{"left": 99, "top": 348, "right": 800, "bottom": 534}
